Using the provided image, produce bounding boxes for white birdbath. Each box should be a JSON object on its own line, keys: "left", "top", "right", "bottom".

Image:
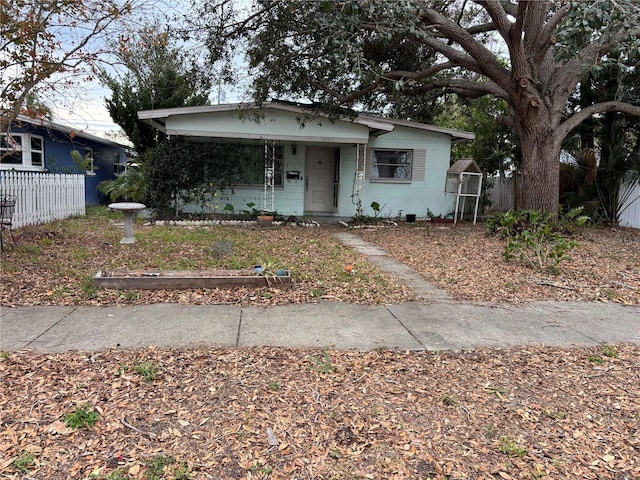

{"left": 109, "top": 202, "right": 146, "bottom": 244}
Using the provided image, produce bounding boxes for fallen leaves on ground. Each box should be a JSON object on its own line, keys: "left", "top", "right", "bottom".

{"left": 358, "top": 223, "right": 640, "bottom": 305}
{"left": 1, "top": 344, "right": 638, "bottom": 479}
{"left": 0, "top": 218, "right": 410, "bottom": 307}
{"left": 1, "top": 215, "right": 638, "bottom": 306}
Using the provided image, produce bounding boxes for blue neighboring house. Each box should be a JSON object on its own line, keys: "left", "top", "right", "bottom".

{"left": 1, "top": 115, "right": 129, "bottom": 205}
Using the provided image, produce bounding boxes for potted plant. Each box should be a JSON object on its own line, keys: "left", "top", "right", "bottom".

{"left": 256, "top": 211, "right": 274, "bottom": 227}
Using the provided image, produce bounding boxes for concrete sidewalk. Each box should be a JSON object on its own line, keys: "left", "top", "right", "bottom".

{"left": 1, "top": 232, "right": 638, "bottom": 353}
{"left": 1, "top": 300, "right": 638, "bottom": 353}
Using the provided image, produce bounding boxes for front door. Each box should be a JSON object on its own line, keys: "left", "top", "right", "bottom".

{"left": 304, "top": 147, "right": 335, "bottom": 213}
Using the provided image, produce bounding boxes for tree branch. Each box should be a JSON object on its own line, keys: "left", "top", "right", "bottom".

{"left": 417, "top": 7, "right": 512, "bottom": 90}
{"left": 474, "top": 0, "right": 511, "bottom": 38}
{"left": 557, "top": 101, "right": 640, "bottom": 140}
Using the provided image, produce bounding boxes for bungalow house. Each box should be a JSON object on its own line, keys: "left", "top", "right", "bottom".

{"left": 137, "top": 101, "right": 474, "bottom": 218}
{"left": 1, "top": 115, "right": 129, "bottom": 205}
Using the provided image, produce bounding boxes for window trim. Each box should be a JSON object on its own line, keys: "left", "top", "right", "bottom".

{"left": 370, "top": 148, "right": 414, "bottom": 182}
{"left": 0, "top": 133, "right": 46, "bottom": 171}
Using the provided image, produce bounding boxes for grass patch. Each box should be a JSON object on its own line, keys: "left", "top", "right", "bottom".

{"left": 11, "top": 452, "right": 36, "bottom": 473}
{"left": 143, "top": 455, "right": 191, "bottom": 480}
{"left": 134, "top": 360, "right": 160, "bottom": 382}
{"left": 308, "top": 349, "right": 335, "bottom": 374}
{"left": 587, "top": 355, "right": 606, "bottom": 365}
{"left": 499, "top": 436, "right": 527, "bottom": 457}
{"left": 0, "top": 206, "right": 407, "bottom": 306}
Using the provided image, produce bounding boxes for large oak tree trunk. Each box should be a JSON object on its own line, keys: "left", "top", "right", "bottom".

{"left": 513, "top": 96, "right": 563, "bottom": 214}
{"left": 518, "top": 131, "right": 562, "bottom": 213}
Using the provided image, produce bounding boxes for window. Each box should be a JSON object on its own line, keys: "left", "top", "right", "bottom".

{"left": 84, "top": 148, "right": 95, "bottom": 174}
{"left": 371, "top": 149, "right": 413, "bottom": 180}
{"left": 114, "top": 155, "right": 126, "bottom": 176}
{"left": 236, "top": 145, "right": 283, "bottom": 186}
{"left": 30, "top": 136, "right": 43, "bottom": 167}
{"left": 1, "top": 133, "right": 45, "bottom": 170}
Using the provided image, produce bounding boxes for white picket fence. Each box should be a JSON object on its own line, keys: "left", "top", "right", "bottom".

{"left": 1, "top": 171, "right": 85, "bottom": 228}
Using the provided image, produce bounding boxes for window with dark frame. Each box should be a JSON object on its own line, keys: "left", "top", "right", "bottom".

{"left": 236, "top": 145, "right": 284, "bottom": 186}
{"left": 371, "top": 149, "right": 413, "bottom": 180}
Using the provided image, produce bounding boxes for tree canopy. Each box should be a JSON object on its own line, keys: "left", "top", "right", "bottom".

{"left": 195, "top": 0, "right": 640, "bottom": 213}
{"left": 100, "top": 27, "right": 212, "bottom": 155}
{"left": 0, "top": 0, "right": 144, "bottom": 132}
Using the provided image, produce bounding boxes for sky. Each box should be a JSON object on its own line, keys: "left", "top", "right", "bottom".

{"left": 45, "top": 0, "right": 252, "bottom": 144}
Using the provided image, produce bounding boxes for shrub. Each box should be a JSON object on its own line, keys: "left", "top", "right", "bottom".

{"left": 486, "top": 208, "right": 589, "bottom": 274}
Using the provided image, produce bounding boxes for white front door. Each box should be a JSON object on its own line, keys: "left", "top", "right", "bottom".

{"left": 304, "top": 147, "right": 335, "bottom": 213}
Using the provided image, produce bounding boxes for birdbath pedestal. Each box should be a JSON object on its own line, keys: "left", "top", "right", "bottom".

{"left": 109, "top": 202, "right": 146, "bottom": 244}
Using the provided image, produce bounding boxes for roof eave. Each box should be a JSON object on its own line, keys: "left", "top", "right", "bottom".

{"left": 14, "top": 115, "right": 129, "bottom": 149}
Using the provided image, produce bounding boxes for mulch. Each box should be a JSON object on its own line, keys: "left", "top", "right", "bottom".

{"left": 1, "top": 344, "right": 639, "bottom": 479}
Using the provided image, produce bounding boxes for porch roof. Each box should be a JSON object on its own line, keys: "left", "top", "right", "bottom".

{"left": 137, "top": 102, "right": 474, "bottom": 144}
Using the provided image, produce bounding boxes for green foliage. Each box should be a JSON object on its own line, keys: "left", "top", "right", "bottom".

{"left": 100, "top": 27, "right": 211, "bottom": 155}
{"left": 498, "top": 436, "right": 527, "bottom": 457}
{"left": 70, "top": 149, "right": 97, "bottom": 174}
{"left": 601, "top": 345, "right": 618, "bottom": 358}
{"left": 250, "top": 461, "right": 273, "bottom": 476}
{"left": 134, "top": 360, "right": 160, "bottom": 381}
{"left": 434, "top": 96, "right": 519, "bottom": 175}
{"left": 91, "top": 469, "right": 133, "bottom": 480}
{"left": 144, "top": 139, "right": 263, "bottom": 217}
{"left": 64, "top": 404, "right": 99, "bottom": 429}
{"left": 486, "top": 209, "right": 588, "bottom": 274}
{"left": 143, "top": 455, "right": 191, "bottom": 480}
{"left": 267, "top": 380, "right": 280, "bottom": 391}
{"left": 99, "top": 167, "right": 145, "bottom": 202}
{"left": 370, "top": 201, "right": 381, "bottom": 217}
{"left": 441, "top": 394, "right": 458, "bottom": 406}
{"left": 308, "top": 349, "right": 335, "bottom": 374}
{"left": 192, "top": 0, "right": 640, "bottom": 214}
{"left": 484, "top": 384, "right": 508, "bottom": 399}
{"left": 82, "top": 276, "right": 99, "bottom": 299}
{"left": 11, "top": 452, "right": 36, "bottom": 473}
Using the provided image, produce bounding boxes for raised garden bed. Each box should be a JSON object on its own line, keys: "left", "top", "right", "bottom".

{"left": 93, "top": 269, "right": 291, "bottom": 290}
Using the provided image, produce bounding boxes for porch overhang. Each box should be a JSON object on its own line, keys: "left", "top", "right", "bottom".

{"left": 137, "top": 101, "right": 474, "bottom": 144}
{"left": 164, "top": 128, "right": 370, "bottom": 145}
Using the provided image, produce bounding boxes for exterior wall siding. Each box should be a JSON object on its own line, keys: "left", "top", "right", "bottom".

{"left": 361, "top": 126, "right": 451, "bottom": 218}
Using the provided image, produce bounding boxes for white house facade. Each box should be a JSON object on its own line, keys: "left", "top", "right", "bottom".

{"left": 137, "top": 101, "right": 474, "bottom": 218}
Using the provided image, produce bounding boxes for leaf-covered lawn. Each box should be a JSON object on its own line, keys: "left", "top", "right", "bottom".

{"left": 2, "top": 212, "right": 638, "bottom": 479}
{"left": 0, "top": 208, "right": 410, "bottom": 307}
{"left": 0, "top": 344, "right": 638, "bottom": 479}
{"left": 358, "top": 222, "right": 640, "bottom": 305}
{"left": 2, "top": 209, "right": 638, "bottom": 307}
